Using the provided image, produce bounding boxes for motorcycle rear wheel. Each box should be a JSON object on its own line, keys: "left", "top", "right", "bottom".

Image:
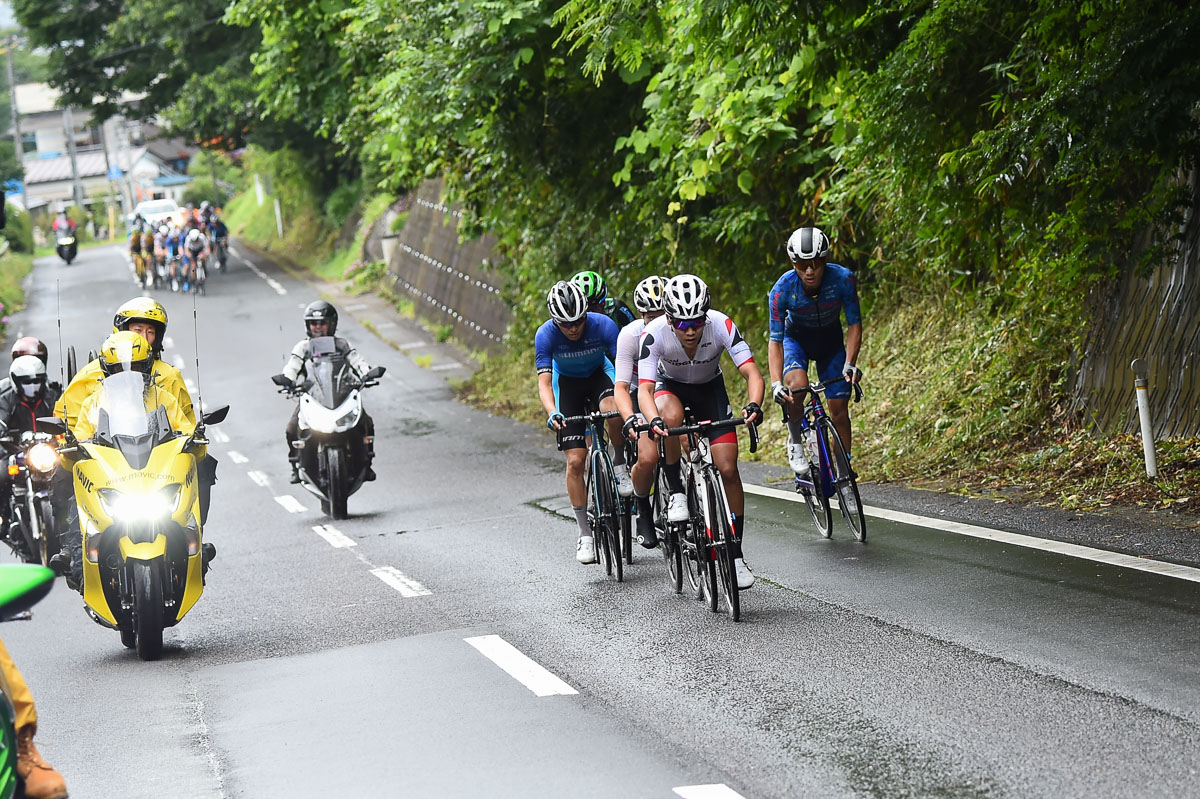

{"left": 134, "top": 563, "right": 164, "bottom": 661}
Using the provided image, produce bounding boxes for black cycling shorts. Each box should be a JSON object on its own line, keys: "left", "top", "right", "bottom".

{"left": 555, "top": 368, "right": 615, "bottom": 451}
{"left": 654, "top": 374, "right": 736, "bottom": 444}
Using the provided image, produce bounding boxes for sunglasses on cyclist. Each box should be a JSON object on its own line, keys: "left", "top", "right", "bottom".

{"left": 793, "top": 259, "right": 824, "bottom": 273}
{"left": 670, "top": 317, "right": 707, "bottom": 332}
{"left": 557, "top": 318, "right": 585, "bottom": 330}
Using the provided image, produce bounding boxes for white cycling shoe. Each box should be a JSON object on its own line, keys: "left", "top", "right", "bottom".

{"left": 734, "top": 558, "right": 755, "bottom": 589}
{"left": 787, "top": 442, "right": 810, "bottom": 476}
{"left": 576, "top": 536, "right": 597, "bottom": 564}
{"left": 667, "top": 492, "right": 690, "bottom": 523}
{"left": 615, "top": 464, "right": 634, "bottom": 497}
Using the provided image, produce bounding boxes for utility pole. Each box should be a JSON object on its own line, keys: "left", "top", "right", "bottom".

{"left": 63, "top": 106, "right": 83, "bottom": 206}
{"left": 5, "top": 35, "right": 25, "bottom": 210}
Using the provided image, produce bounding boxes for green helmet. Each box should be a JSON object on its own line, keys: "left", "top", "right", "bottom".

{"left": 571, "top": 270, "right": 608, "bottom": 306}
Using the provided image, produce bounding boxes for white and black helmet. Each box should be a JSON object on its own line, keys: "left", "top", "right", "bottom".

{"left": 632, "top": 275, "right": 666, "bottom": 314}
{"left": 786, "top": 226, "right": 831, "bottom": 261}
{"left": 663, "top": 274, "right": 711, "bottom": 319}
{"left": 9, "top": 355, "right": 47, "bottom": 399}
{"left": 546, "top": 280, "right": 588, "bottom": 324}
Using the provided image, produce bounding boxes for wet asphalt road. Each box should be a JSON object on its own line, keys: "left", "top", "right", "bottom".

{"left": 0, "top": 243, "right": 1197, "bottom": 798}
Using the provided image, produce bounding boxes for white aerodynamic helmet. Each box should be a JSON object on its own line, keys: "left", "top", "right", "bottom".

{"left": 663, "top": 274, "right": 711, "bottom": 319}
{"left": 786, "top": 226, "right": 831, "bottom": 261}
{"left": 9, "top": 355, "right": 47, "bottom": 398}
{"left": 632, "top": 275, "right": 666, "bottom": 314}
{"left": 546, "top": 280, "right": 588, "bottom": 324}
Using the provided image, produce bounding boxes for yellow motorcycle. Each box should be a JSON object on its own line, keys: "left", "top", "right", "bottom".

{"left": 41, "top": 371, "right": 227, "bottom": 660}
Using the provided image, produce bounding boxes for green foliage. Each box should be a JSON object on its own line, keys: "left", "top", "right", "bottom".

{"left": 0, "top": 252, "right": 34, "bottom": 337}
{"left": 1, "top": 205, "right": 33, "bottom": 253}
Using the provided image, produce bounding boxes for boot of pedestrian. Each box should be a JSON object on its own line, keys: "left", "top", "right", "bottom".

{"left": 17, "top": 729, "right": 68, "bottom": 799}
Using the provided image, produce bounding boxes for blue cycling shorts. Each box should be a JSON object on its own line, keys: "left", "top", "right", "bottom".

{"left": 782, "top": 339, "right": 850, "bottom": 400}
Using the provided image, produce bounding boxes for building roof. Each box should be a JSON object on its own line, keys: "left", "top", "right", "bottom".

{"left": 13, "top": 82, "right": 148, "bottom": 117}
{"left": 23, "top": 146, "right": 148, "bottom": 185}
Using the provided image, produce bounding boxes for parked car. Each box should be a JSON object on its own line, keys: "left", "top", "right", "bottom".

{"left": 127, "top": 199, "right": 183, "bottom": 229}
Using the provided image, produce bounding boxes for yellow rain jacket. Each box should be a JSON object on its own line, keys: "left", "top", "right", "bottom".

{"left": 55, "top": 358, "right": 195, "bottom": 436}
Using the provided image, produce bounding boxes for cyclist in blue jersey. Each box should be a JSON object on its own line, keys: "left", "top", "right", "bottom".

{"left": 537, "top": 280, "right": 623, "bottom": 564}
{"left": 572, "top": 270, "right": 638, "bottom": 329}
{"left": 767, "top": 227, "right": 863, "bottom": 508}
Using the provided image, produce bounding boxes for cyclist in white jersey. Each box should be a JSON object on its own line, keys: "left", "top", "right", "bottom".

{"left": 614, "top": 275, "right": 667, "bottom": 548}
{"left": 636, "top": 274, "right": 764, "bottom": 588}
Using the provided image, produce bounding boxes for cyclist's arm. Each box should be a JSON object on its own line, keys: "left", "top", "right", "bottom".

{"left": 845, "top": 322, "right": 862, "bottom": 369}
{"left": 738, "top": 359, "right": 765, "bottom": 407}
{"left": 537, "top": 371, "right": 557, "bottom": 416}
{"left": 767, "top": 340, "right": 786, "bottom": 386}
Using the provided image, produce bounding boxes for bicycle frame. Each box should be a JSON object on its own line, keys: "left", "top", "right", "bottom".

{"left": 562, "top": 408, "right": 624, "bottom": 580}
{"left": 790, "top": 390, "right": 837, "bottom": 500}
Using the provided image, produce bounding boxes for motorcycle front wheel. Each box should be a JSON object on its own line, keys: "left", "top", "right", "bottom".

{"left": 36, "top": 501, "right": 58, "bottom": 569}
{"left": 133, "top": 562, "right": 164, "bottom": 661}
{"left": 326, "top": 448, "right": 348, "bottom": 520}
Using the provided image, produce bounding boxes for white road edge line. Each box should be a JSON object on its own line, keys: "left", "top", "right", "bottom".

{"left": 242, "top": 257, "right": 288, "bottom": 296}
{"left": 274, "top": 495, "right": 307, "bottom": 513}
{"left": 370, "top": 566, "right": 431, "bottom": 596}
{"left": 464, "top": 635, "right": 576, "bottom": 697}
{"left": 313, "top": 524, "right": 357, "bottom": 548}
{"left": 674, "top": 786, "right": 747, "bottom": 799}
{"left": 744, "top": 482, "right": 1200, "bottom": 584}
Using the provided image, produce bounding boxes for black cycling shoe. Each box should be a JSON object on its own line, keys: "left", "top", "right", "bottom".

{"left": 636, "top": 512, "right": 659, "bottom": 549}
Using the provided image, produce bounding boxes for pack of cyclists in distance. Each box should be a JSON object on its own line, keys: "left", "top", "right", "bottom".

{"left": 538, "top": 227, "right": 862, "bottom": 588}
{"left": 128, "top": 200, "right": 229, "bottom": 291}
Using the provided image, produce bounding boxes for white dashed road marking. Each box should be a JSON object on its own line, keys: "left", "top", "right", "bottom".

{"left": 208, "top": 429, "right": 230, "bottom": 444}
{"left": 247, "top": 470, "right": 270, "bottom": 487}
{"left": 369, "top": 566, "right": 431, "bottom": 597}
{"left": 674, "top": 786, "right": 747, "bottom": 799}
{"left": 463, "top": 635, "right": 577, "bottom": 697}
{"left": 274, "top": 495, "right": 307, "bottom": 513}
{"left": 227, "top": 451, "right": 248, "bottom": 464}
{"left": 313, "top": 524, "right": 356, "bottom": 548}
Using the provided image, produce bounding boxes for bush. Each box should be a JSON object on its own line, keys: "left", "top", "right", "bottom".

{"left": 2, "top": 206, "right": 33, "bottom": 253}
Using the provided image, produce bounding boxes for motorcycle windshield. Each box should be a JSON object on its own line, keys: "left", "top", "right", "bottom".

{"left": 306, "top": 337, "right": 351, "bottom": 409}
{"left": 96, "top": 372, "right": 153, "bottom": 438}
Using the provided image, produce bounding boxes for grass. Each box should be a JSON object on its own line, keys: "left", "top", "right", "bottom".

{"left": 0, "top": 251, "right": 35, "bottom": 335}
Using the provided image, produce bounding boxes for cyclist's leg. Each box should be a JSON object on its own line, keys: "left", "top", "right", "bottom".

{"left": 555, "top": 373, "right": 591, "bottom": 539}
{"left": 782, "top": 338, "right": 812, "bottom": 447}
{"left": 818, "top": 350, "right": 853, "bottom": 461}
{"left": 653, "top": 387, "right": 685, "bottom": 483}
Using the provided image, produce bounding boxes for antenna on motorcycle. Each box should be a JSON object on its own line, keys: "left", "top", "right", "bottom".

{"left": 55, "top": 280, "right": 65, "bottom": 386}
{"left": 192, "top": 292, "right": 205, "bottom": 422}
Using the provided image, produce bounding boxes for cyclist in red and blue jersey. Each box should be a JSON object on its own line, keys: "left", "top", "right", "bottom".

{"left": 537, "top": 280, "right": 623, "bottom": 565}
{"left": 767, "top": 227, "right": 863, "bottom": 504}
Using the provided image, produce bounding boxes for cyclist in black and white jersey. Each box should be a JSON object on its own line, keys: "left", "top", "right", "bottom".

{"left": 613, "top": 275, "right": 667, "bottom": 548}
{"left": 636, "top": 274, "right": 765, "bottom": 588}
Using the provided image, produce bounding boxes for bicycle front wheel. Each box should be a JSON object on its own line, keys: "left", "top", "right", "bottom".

{"left": 655, "top": 469, "right": 683, "bottom": 594}
{"left": 591, "top": 451, "right": 622, "bottom": 581}
{"left": 707, "top": 476, "right": 739, "bottom": 621}
{"left": 821, "top": 418, "right": 867, "bottom": 542}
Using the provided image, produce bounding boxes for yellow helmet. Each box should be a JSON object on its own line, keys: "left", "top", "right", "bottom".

{"left": 99, "top": 330, "right": 154, "bottom": 377}
{"left": 112, "top": 297, "right": 168, "bottom": 350}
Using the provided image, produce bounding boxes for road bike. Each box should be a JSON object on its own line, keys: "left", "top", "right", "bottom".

{"left": 654, "top": 411, "right": 758, "bottom": 621}
{"left": 778, "top": 378, "right": 866, "bottom": 541}
{"left": 561, "top": 409, "right": 624, "bottom": 581}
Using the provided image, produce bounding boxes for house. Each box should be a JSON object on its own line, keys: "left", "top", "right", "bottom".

{"left": 9, "top": 83, "right": 196, "bottom": 213}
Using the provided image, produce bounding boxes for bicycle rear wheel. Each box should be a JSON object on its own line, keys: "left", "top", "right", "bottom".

{"left": 620, "top": 497, "right": 633, "bottom": 566}
{"left": 821, "top": 418, "right": 867, "bottom": 542}
{"left": 708, "top": 477, "right": 740, "bottom": 621}
{"left": 798, "top": 477, "right": 833, "bottom": 539}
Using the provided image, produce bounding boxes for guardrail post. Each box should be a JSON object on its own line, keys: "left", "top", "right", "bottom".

{"left": 1131, "top": 358, "right": 1157, "bottom": 478}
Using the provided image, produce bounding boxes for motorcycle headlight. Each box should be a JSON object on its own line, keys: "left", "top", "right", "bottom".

{"left": 26, "top": 443, "right": 58, "bottom": 474}
{"left": 97, "top": 484, "right": 182, "bottom": 522}
{"left": 59, "top": 236, "right": 75, "bottom": 245}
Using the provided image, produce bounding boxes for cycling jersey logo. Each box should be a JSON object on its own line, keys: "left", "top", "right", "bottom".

{"left": 639, "top": 333, "right": 655, "bottom": 361}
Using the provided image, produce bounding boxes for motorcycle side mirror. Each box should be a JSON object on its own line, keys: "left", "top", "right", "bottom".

{"left": 35, "top": 417, "right": 67, "bottom": 436}
{"left": 270, "top": 374, "right": 291, "bottom": 387}
{"left": 202, "top": 405, "right": 229, "bottom": 426}
{"left": 365, "top": 366, "right": 386, "bottom": 380}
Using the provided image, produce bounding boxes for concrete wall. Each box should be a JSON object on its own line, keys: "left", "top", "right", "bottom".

{"left": 1071, "top": 171, "right": 1200, "bottom": 437}
{"left": 382, "top": 179, "right": 508, "bottom": 353}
